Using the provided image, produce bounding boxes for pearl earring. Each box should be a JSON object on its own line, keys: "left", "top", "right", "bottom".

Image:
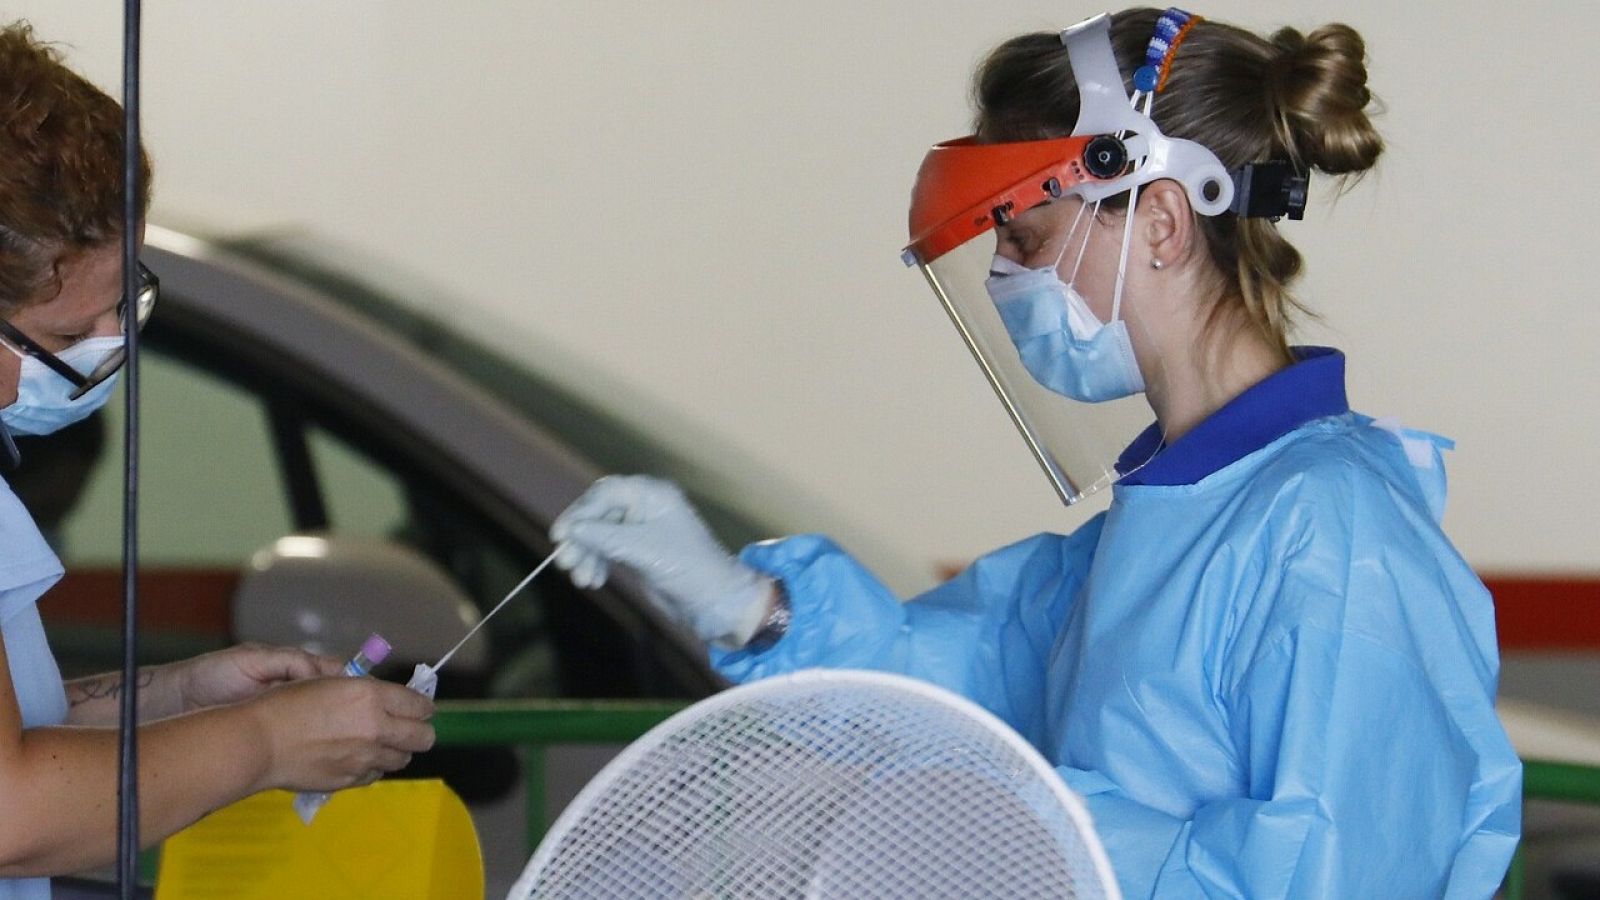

{"left": 1150, "top": 258, "right": 1164, "bottom": 270}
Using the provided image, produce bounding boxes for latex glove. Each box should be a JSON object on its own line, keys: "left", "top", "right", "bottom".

{"left": 550, "top": 475, "right": 773, "bottom": 649}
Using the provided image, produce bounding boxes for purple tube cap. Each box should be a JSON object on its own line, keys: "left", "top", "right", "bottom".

{"left": 360, "top": 633, "right": 392, "bottom": 665}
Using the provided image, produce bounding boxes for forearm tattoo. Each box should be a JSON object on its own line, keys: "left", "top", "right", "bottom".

{"left": 67, "top": 669, "right": 155, "bottom": 709}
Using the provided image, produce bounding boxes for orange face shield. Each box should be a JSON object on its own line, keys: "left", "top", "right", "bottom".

{"left": 901, "top": 134, "right": 1129, "bottom": 267}
{"left": 897, "top": 131, "right": 1162, "bottom": 506}
{"left": 897, "top": 12, "right": 1244, "bottom": 505}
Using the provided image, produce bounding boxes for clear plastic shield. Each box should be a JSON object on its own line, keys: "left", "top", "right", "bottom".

{"left": 897, "top": 12, "right": 1241, "bottom": 504}
{"left": 918, "top": 235, "right": 1160, "bottom": 504}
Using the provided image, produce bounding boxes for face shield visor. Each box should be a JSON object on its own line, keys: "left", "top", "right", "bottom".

{"left": 902, "top": 12, "right": 1234, "bottom": 504}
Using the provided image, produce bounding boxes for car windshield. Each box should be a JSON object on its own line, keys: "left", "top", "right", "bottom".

{"left": 214, "top": 230, "right": 925, "bottom": 591}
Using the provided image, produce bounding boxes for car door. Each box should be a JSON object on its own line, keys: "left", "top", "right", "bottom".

{"left": 12, "top": 234, "right": 722, "bottom": 703}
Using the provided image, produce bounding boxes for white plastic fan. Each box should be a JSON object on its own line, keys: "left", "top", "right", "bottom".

{"left": 508, "top": 668, "right": 1122, "bottom": 899}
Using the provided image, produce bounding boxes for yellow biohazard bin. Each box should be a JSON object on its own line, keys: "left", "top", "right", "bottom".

{"left": 155, "top": 779, "right": 482, "bottom": 900}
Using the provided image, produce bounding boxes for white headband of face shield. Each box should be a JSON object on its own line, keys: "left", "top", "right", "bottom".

{"left": 1059, "top": 13, "right": 1233, "bottom": 213}
{"left": 1050, "top": 13, "right": 1235, "bottom": 325}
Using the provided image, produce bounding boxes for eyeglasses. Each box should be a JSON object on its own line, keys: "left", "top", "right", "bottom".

{"left": 0, "top": 263, "right": 159, "bottom": 400}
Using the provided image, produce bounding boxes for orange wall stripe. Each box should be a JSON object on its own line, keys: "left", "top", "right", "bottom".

{"left": 1482, "top": 575, "right": 1600, "bottom": 652}
{"left": 41, "top": 569, "right": 236, "bottom": 636}
{"left": 37, "top": 568, "right": 1600, "bottom": 652}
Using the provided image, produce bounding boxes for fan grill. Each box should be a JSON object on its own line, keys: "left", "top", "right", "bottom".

{"left": 513, "top": 670, "right": 1117, "bottom": 900}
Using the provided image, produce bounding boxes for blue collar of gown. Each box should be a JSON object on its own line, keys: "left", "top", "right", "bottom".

{"left": 1116, "top": 346, "right": 1349, "bottom": 487}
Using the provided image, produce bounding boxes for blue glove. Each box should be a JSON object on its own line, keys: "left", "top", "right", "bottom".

{"left": 550, "top": 475, "right": 774, "bottom": 649}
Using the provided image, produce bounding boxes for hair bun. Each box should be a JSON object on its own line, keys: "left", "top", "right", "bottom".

{"left": 1267, "top": 24, "right": 1383, "bottom": 175}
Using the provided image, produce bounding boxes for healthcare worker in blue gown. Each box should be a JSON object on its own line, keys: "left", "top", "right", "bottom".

{"left": 552, "top": 8, "right": 1521, "bottom": 898}
{"left": 0, "top": 23, "right": 433, "bottom": 898}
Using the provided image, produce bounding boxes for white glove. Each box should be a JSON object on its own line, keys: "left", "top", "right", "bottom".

{"left": 550, "top": 475, "right": 773, "bottom": 649}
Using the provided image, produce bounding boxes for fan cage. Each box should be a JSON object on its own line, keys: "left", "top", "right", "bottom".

{"left": 509, "top": 668, "right": 1122, "bottom": 900}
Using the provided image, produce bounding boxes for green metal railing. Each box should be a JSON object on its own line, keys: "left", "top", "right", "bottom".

{"left": 434, "top": 699, "right": 687, "bottom": 850}
{"left": 433, "top": 702, "right": 1600, "bottom": 892}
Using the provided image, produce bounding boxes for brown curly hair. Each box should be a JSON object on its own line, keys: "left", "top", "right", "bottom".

{"left": 0, "top": 21, "right": 152, "bottom": 313}
{"left": 974, "top": 8, "right": 1383, "bottom": 361}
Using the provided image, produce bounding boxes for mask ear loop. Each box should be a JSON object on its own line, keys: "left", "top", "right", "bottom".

{"left": 0, "top": 330, "right": 19, "bottom": 467}
{"left": 1110, "top": 89, "right": 1157, "bottom": 324}
{"left": 1043, "top": 199, "right": 1090, "bottom": 274}
{"left": 1110, "top": 190, "right": 1140, "bottom": 324}
{"left": 1064, "top": 198, "right": 1102, "bottom": 285}
{"left": 0, "top": 422, "right": 16, "bottom": 469}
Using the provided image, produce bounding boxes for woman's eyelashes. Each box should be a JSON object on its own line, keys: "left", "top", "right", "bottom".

{"left": 998, "top": 228, "right": 1043, "bottom": 262}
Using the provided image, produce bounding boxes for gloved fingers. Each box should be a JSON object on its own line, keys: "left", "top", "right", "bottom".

{"left": 572, "top": 552, "right": 610, "bottom": 590}
{"left": 565, "top": 519, "right": 659, "bottom": 567}
{"left": 550, "top": 476, "right": 640, "bottom": 543}
{"left": 552, "top": 539, "right": 591, "bottom": 574}
{"left": 553, "top": 541, "right": 612, "bottom": 589}
{"left": 551, "top": 496, "right": 607, "bottom": 544}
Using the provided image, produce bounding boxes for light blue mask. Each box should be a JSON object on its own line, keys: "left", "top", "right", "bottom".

{"left": 984, "top": 256, "right": 1145, "bottom": 403}
{"left": 2, "top": 335, "right": 123, "bottom": 436}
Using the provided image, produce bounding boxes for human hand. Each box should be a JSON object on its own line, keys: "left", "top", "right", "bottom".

{"left": 250, "top": 676, "right": 435, "bottom": 793}
{"left": 177, "top": 642, "right": 343, "bottom": 713}
{"left": 550, "top": 475, "right": 774, "bottom": 648}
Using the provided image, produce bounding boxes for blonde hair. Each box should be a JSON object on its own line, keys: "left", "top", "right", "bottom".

{"left": 973, "top": 8, "right": 1383, "bottom": 360}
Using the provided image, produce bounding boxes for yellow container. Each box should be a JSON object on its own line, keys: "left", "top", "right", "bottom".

{"left": 155, "top": 780, "right": 482, "bottom": 899}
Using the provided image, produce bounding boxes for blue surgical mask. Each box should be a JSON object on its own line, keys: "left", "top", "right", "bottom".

{"left": 2, "top": 335, "right": 123, "bottom": 436}
{"left": 984, "top": 255, "right": 1145, "bottom": 403}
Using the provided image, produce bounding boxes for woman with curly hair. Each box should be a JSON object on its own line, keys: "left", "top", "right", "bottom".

{"left": 0, "top": 23, "right": 433, "bottom": 898}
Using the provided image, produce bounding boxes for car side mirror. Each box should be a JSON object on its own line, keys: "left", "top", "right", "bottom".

{"left": 232, "top": 534, "right": 488, "bottom": 673}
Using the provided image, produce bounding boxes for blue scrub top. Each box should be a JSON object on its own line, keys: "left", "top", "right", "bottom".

{"left": 714, "top": 348, "right": 1520, "bottom": 898}
{"left": 1118, "top": 346, "right": 1351, "bottom": 486}
{"left": 0, "top": 477, "right": 69, "bottom": 900}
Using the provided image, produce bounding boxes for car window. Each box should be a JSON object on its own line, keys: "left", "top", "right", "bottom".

{"left": 211, "top": 232, "right": 930, "bottom": 595}
{"left": 11, "top": 337, "right": 675, "bottom": 698}
{"left": 217, "top": 236, "right": 775, "bottom": 551}
{"left": 307, "top": 426, "right": 408, "bottom": 540}
{"left": 8, "top": 349, "right": 295, "bottom": 676}
{"left": 48, "top": 351, "right": 294, "bottom": 567}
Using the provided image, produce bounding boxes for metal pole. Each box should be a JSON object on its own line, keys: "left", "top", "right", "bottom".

{"left": 116, "top": 0, "right": 143, "bottom": 895}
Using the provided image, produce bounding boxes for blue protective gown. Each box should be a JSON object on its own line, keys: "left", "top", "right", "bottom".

{"left": 713, "top": 349, "right": 1521, "bottom": 899}
{"left": 0, "top": 477, "right": 70, "bottom": 900}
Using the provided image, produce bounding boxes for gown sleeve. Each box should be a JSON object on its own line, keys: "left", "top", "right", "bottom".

{"left": 712, "top": 513, "right": 1105, "bottom": 746}
{"left": 1060, "top": 627, "right": 1518, "bottom": 898}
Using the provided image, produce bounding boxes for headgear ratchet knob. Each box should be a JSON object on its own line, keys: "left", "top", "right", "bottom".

{"left": 1083, "top": 136, "right": 1128, "bottom": 179}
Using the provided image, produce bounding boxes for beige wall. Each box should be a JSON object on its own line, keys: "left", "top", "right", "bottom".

{"left": 11, "top": 1, "right": 1596, "bottom": 590}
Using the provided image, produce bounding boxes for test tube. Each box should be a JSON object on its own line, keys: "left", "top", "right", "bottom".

{"left": 341, "top": 633, "right": 392, "bottom": 677}
{"left": 293, "top": 633, "right": 392, "bottom": 825}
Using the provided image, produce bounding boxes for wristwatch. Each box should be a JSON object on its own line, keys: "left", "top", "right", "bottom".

{"left": 745, "top": 582, "right": 792, "bottom": 651}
